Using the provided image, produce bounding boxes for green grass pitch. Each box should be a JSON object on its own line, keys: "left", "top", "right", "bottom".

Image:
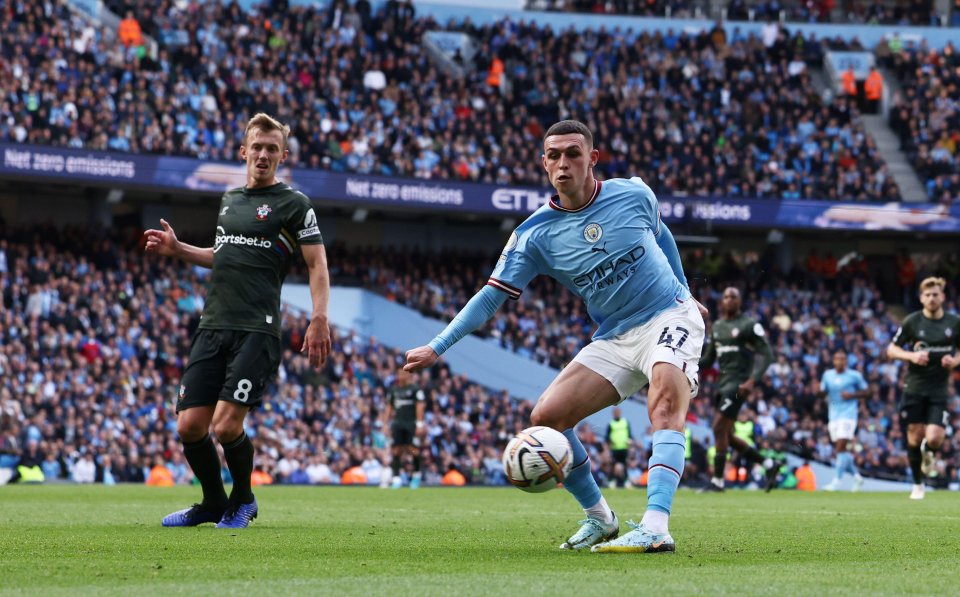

{"left": 0, "top": 485, "right": 956, "bottom": 596}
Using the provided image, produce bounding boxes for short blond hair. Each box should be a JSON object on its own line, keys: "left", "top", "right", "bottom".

{"left": 243, "top": 112, "right": 290, "bottom": 149}
{"left": 920, "top": 277, "right": 946, "bottom": 292}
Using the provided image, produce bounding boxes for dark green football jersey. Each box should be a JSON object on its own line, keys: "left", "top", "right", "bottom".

{"left": 699, "top": 314, "right": 774, "bottom": 394}
{"left": 388, "top": 384, "right": 425, "bottom": 427}
{"left": 891, "top": 311, "right": 960, "bottom": 397}
{"left": 199, "top": 182, "right": 323, "bottom": 338}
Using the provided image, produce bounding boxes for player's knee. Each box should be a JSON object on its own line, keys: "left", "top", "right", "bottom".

{"left": 176, "top": 417, "right": 208, "bottom": 443}
{"left": 212, "top": 419, "right": 243, "bottom": 444}
{"left": 530, "top": 405, "right": 567, "bottom": 431}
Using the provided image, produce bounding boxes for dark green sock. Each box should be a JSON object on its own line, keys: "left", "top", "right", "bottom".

{"left": 741, "top": 446, "right": 765, "bottom": 466}
{"left": 182, "top": 434, "right": 227, "bottom": 511}
{"left": 222, "top": 432, "right": 255, "bottom": 505}
{"left": 907, "top": 444, "right": 923, "bottom": 485}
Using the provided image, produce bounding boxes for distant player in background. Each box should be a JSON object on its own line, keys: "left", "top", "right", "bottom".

{"left": 405, "top": 120, "right": 707, "bottom": 554}
{"left": 383, "top": 368, "right": 426, "bottom": 489}
{"left": 698, "top": 287, "right": 779, "bottom": 492}
{"left": 819, "top": 351, "right": 870, "bottom": 491}
{"left": 145, "top": 113, "right": 331, "bottom": 527}
{"left": 605, "top": 407, "right": 632, "bottom": 488}
{"left": 886, "top": 277, "right": 960, "bottom": 500}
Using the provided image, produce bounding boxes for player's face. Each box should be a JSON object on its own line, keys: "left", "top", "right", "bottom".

{"left": 541, "top": 134, "right": 598, "bottom": 195}
{"left": 240, "top": 128, "right": 287, "bottom": 188}
{"left": 720, "top": 288, "right": 741, "bottom": 316}
{"left": 919, "top": 286, "right": 944, "bottom": 313}
{"left": 833, "top": 352, "right": 847, "bottom": 371}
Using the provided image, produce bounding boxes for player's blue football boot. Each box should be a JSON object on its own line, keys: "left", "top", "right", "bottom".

{"left": 560, "top": 512, "right": 619, "bottom": 550}
{"left": 162, "top": 504, "right": 224, "bottom": 527}
{"left": 215, "top": 498, "right": 258, "bottom": 529}
{"left": 591, "top": 521, "right": 675, "bottom": 554}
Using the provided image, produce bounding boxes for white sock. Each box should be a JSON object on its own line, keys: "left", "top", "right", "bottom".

{"left": 641, "top": 509, "right": 669, "bottom": 535}
{"left": 711, "top": 476, "right": 724, "bottom": 488}
{"left": 584, "top": 496, "right": 615, "bottom": 524}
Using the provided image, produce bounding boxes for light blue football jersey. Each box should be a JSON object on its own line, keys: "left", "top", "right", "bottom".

{"left": 488, "top": 177, "right": 690, "bottom": 340}
{"left": 820, "top": 368, "right": 868, "bottom": 421}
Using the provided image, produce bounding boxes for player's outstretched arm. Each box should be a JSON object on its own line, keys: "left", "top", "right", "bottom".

{"left": 403, "top": 285, "right": 508, "bottom": 372}
{"left": 143, "top": 219, "right": 214, "bottom": 268}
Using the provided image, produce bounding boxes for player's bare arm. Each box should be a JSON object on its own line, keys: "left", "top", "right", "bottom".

{"left": 300, "top": 243, "right": 331, "bottom": 369}
{"left": 143, "top": 218, "right": 214, "bottom": 268}
{"left": 886, "top": 343, "right": 929, "bottom": 366}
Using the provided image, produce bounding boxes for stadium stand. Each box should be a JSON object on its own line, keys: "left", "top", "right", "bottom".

{"left": 2, "top": 228, "right": 957, "bottom": 488}
{"left": 539, "top": 0, "right": 943, "bottom": 26}
{"left": 1, "top": 0, "right": 900, "bottom": 200}
{"left": 883, "top": 41, "right": 960, "bottom": 202}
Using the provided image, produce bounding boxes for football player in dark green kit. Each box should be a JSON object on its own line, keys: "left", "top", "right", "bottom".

{"left": 698, "top": 287, "right": 779, "bottom": 492}
{"left": 382, "top": 368, "right": 426, "bottom": 489}
{"left": 887, "top": 277, "right": 960, "bottom": 500}
{"left": 145, "top": 113, "right": 332, "bottom": 527}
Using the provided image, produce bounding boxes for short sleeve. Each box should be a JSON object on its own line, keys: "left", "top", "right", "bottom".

{"left": 487, "top": 229, "right": 539, "bottom": 300}
{"left": 891, "top": 317, "right": 912, "bottom": 346}
{"left": 856, "top": 372, "right": 868, "bottom": 391}
{"left": 819, "top": 373, "right": 827, "bottom": 392}
{"left": 415, "top": 390, "right": 425, "bottom": 402}
{"left": 629, "top": 177, "right": 661, "bottom": 235}
{"left": 288, "top": 192, "right": 323, "bottom": 245}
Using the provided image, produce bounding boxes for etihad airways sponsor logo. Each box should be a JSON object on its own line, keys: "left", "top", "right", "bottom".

{"left": 572, "top": 245, "right": 646, "bottom": 289}
{"left": 214, "top": 226, "right": 272, "bottom": 252}
{"left": 491, "top": 188, "right": 552, "bottom": 212}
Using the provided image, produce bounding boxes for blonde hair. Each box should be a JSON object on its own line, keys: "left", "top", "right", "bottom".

{"left": 919, "top": 276, "right": 946, "bottom": 292}
{"left": 243, "top": 112, "right": 290, "bottom": 149}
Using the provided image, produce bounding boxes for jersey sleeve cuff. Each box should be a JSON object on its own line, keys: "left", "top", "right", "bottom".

{"left": 486, "top": 277, "right": 521, "bottom": 300}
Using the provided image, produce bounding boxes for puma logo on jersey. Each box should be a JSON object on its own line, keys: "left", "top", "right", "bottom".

{"left": 220, "top": 206, "right": 229, "bottom": 215}
{"left": 591, "top": 242, "right": 609, "bottom": 255}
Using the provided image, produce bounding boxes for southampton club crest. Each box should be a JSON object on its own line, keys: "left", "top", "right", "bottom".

{"left": 583, "top": 223, "right": 603, "bottom": 243}
{"left": 256, "top": 204, "right": 272, "bottom": 220}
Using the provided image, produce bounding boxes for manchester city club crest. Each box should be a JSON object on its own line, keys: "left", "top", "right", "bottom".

{"left": 583, "top": 223, "right": 603, "bottom": 243}
{"left": 256, "top": 204, "right": 272, "bottom": 220}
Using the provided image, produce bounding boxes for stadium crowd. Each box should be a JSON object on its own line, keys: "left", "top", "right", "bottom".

{"left": 1, "top": 0, "right": 898, "bottom": 200}
{"left": 3, "top": 224, "right": 957, "bottom": 490}
{"left": 545, "top": 0, "right": 943, "bottom": 27}
{"left": 883, "top": 41, "right": 960, "bottom": 202}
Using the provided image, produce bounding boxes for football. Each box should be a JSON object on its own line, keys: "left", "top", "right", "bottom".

{"left": 501, "top": 426, "right": 573, "bottom": 493}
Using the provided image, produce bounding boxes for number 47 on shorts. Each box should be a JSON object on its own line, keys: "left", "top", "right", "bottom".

{"left": 657, "top": 326, "right": 690, "bottom": 350}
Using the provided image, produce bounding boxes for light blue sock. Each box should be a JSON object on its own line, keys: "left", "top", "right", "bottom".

{"left": 845, "top": 452, "right": 859, "bottom": 477}
{"left": 833, "top": 454, "right": 846, "bottom": 481}
{"left": 562, "top": 428, "right": 601, "bottom": 509}
{"left": 646, "top": 429, "right": 686, "bottom": 515}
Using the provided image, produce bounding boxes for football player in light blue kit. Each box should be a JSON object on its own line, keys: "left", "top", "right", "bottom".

{"left": 819, "top": 351, "right": 870, "bottom": 491}
{"left": 404, "top": 120, "right": 706, "bottom": 553}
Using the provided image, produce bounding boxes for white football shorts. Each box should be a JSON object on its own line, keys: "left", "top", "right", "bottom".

{"left": 573, "top": 298, "right": 705, "bottom": 402}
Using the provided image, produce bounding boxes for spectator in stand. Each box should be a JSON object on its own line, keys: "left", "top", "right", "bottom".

{"left": 118, "top": 10, "right": 143, "bottom": 48}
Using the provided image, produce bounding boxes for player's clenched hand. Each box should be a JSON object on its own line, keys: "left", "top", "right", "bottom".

{"left": 912, "top": 351, "right": 930, "bottom": 366}
{"left": 143, "top": 219, "right": 180, "bottom": 257}
{"left": 404, "top": 346, "right": 438, "bottom": 372}
{"left": 302, "top": 316, "right": 331, "bottom": 369}
{"left": 942, "top": 354, "right": 959, "bottom": 369}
